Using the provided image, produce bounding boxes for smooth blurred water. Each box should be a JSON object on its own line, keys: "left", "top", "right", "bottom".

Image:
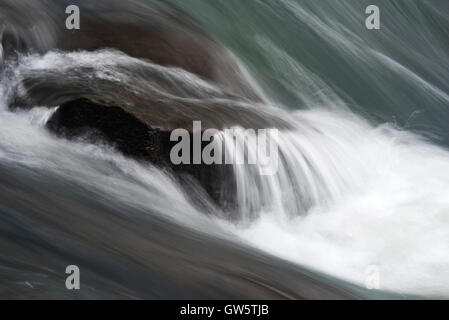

{"left": 167, "top": 0, "right": 449, "bottom": 297}
{"left": 0, "top": 0, "right": 448, "bottom": 299}
{"left": 169, "top": 0, "right": 449, "bottom": 142}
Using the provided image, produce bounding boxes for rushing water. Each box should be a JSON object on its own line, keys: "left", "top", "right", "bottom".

{"left": 0, "top": 0, "right": 448, "bottom": 299}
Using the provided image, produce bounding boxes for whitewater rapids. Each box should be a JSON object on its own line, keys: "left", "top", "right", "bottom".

{"left": 1, "top": 0, "right": 449, "bottom": 299}
{"left": 0, "top": 47, "right": 448, "bottom": 298}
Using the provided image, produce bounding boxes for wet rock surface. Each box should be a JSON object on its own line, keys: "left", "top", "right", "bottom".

{"left": 47, "top": 98, "right": 236, "bottom": 211}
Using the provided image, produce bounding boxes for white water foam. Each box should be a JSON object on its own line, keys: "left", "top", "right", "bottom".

{"left": 222, "top": 109, "right": 449, "bottom": 297}
{"left": 2, "top": 50, "right": 449, "bottom": 298}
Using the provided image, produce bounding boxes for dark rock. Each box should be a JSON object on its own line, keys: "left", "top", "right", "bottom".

{"left": 2, "top": 0, "right": 262, "bottom": 103}
{"left": 5, "top": 0, "right": 290, "bottom": 131}
{"left": 47, "top": 99, "right": 236, "bottom": 212}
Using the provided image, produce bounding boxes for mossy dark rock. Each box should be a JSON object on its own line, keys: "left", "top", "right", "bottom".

{"left": 47, "top": 99, "right": 236, "bottom": 211}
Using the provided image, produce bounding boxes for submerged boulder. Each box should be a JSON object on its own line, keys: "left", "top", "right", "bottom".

{"left": 47, "top": 98, "right": 236, "bottom": 211}
{"left": 6, "top": 0, "right": 290, "bottom": 131}
{"left": 3, "top": 0, "right": 262, "bottom": 104}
